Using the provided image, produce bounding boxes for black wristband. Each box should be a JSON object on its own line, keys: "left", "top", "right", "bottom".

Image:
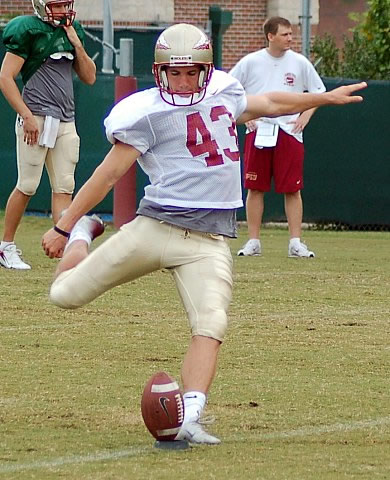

{"left": 54, "top": 225, "right": 70, "bottom": 238}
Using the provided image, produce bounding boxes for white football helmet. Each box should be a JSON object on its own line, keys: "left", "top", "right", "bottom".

{"left": 153, "top": 23, "right": 214, "bottom": 106}
{"left": 32, "top": 0, "right": 76, "bottom": 26}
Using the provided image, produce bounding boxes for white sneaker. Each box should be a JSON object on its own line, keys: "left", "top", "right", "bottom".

{"left": 237, "top": 238, "right": 261, "bottom": 256}
{"left": 175, "top": 420, "right": 221, "bottom": 445}
{"left": 288, "top": 241, "right": 315, "bottom": 258}
{"left": 0, "top": 244, "right": 31, "bottom": 270}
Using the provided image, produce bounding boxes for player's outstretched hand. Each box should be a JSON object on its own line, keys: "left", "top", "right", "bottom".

{"left": 327, "top": 82, "right": 367, "bottom": 105}
{"left": 42, "top": 229, "right": 67, "bottom": 259}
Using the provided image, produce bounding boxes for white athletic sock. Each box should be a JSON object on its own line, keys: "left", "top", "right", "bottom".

{"left": 289, "top": 237, "right": 301, "bottom": 248}
{"left": 0, "top": 241, "right": 14, "bottom": 249}
{"left": 183, "top": 391, "right": 206, "bottom": 424}
{"left": 64, "top": 221, "right": 92, "bottom": 252}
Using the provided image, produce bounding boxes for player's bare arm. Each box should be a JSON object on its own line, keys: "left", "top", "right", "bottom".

{"left": 237, "top": 82, "right": 367, "bottom": 125}
{"left": 65, "top": 26, "right": 96, "bottom": 85}
{"left": 42, "top": 142, "right": 140, "bottom": 258}
{"left": 0, "top": 52, "right": 39, "bottom": 145}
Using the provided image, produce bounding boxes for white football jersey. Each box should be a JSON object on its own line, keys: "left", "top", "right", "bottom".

{"left": 104, "top": 70, "right": 247, "bottom": 209}
{"left": 229, "top": 49, "right": 326, "bottom": 141}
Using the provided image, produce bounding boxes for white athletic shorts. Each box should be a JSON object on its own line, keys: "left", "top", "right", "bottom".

{"left": 50, "top": 216, "right": 233, "bottom": 341}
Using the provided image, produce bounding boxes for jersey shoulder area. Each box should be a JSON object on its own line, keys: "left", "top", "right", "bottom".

{"left": 208, "top": 69, "right": 245, "bottom": 97}
{"left": 3, "top": 16, "right": 50, "bottom": 54}
{"left": 4, "top": 15, "right": 82, "bottom": 38}
{"left": 4, "top": 15, "right": 49, "bottom": 35}
{"left": 3, "top": 16, "right": 55, "bottom": 50}
{"left": 104, "top": 87, "right": 162, "bottom": 135}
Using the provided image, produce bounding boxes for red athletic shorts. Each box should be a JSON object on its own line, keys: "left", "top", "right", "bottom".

{"left": 243, "top": 128, "right": 304, "bottom": 193}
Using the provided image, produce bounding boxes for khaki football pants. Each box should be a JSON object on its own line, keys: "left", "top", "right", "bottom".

{"left": 50, "top": 216, "right": 233, "bottom": 342}
{"left": 16, "top": 115, "right": 80, "bottom": 195}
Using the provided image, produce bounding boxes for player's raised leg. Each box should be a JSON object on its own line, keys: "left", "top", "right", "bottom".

{"left": 53, "top": 214, "right": 105, "bottom": 277}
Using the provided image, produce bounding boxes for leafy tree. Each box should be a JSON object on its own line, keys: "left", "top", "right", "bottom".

{"left": 312, "top": 33, "right": 340, "bottom": 77}
{"left": 341, "top": 31, "right": 379, "bottom": 79}
{"left": 312, "top": 0, "right": 390, "bottom": 80}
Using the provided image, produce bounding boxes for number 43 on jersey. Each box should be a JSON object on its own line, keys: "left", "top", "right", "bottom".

{"left": 186, "top": 106, "right": 240, "bottom": 167}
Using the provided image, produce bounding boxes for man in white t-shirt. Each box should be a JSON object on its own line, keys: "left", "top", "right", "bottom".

{"left": 230, "top": 17, "right": 326, "bottom": 258}
{"left": 41, "top": 23, "right": 365, "bottom": 445}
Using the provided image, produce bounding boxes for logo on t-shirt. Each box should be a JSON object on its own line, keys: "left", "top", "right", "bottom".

{"left": 246, "top": 172, "right": 257, "bottom": 181}
{"left": 284, "top": 72, "right": 296, "bottom": 87}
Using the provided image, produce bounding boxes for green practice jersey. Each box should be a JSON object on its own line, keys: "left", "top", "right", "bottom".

{"left": 2, "top": 15, "right": 85, "bottom": 84}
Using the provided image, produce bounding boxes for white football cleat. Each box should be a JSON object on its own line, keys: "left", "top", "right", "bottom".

{"left": 0, "top": 244, "right": 31, "bottom": 270}
{"left": 288, "top": 241, "right": 315, "bottom": 258}
{"left": 175, "top": 420, "right": 221, "bottom": 445}
{"left": 237, "top": 238, "right": 261, "bottom": 256}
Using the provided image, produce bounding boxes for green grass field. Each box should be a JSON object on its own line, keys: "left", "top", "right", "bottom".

{"left": 1, "top": 214, "right": 389, "bottom": 479}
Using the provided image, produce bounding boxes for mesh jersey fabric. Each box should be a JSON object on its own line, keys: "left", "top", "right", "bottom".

{"left": 104, "top": 70, "right": 247, "bottom": 210}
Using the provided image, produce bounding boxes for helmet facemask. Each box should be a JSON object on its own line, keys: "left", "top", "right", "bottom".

{"left": 32, "top": 0, "right": 76, "bottom": 26}
{"left": 153, "top": 62, "right": 213, "bottom": 106}
{"left": 153, "top": 24, "right": 214, "bottom": 106}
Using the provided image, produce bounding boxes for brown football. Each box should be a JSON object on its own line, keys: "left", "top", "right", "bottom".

{"left": 141, "top": 371, "right": 184, "bottom": 441}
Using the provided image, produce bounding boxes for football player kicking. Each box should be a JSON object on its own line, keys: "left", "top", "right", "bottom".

{"left": 42, "top": 24, "right": 366, "bottom": 445}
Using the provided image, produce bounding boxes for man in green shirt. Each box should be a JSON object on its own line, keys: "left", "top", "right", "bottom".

{"left": 0, "top": 0, "right": 96, "bottom": 269}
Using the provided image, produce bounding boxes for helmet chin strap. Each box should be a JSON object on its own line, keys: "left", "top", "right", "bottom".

{"left": 153, "top": 64, "right": 212, "bottom": 106}
{"left": 159, "top": 89, "right": 206, "bottom": 107}
{"left": 159, "top": 68, "right": 201, "bottom": 106}
{"left": 51, "top": 16, "right": 71, "bottom": 26}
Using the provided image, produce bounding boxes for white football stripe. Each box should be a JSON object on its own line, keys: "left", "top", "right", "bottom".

{"left": 0, "top": 416, "right": 388, "bottom": 473}
{"left": 156, "top": 427, "right": 181, "bottom": 436}
{"left": 151, "top": 382, "right": 179, "bottom": 393}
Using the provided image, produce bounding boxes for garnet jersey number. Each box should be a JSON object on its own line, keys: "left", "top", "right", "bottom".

{"left": 186, "top": 106, "right": 240, "bottom": 167}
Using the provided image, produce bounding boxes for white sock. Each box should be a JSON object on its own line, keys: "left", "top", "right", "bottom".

{"left": 64, "top": 236, "right": 91, "bottom": 254}
{"left": 0, "top": 241, "right": 14, "bottom": 249}
{"left": 64, "top": 222, "right": 92, "bottom": 252}
{"left": 289, "top": 237, "right": 301, "bottom": 248}
{"left": 183, "top": 391, "right": 206, "bottom": 424}
{"left": 66, "top": 220, "right": 93, "bottom": 249}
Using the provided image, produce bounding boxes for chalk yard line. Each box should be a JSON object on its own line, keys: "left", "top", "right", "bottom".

{"left": 227, "top": 415, "right": 390, "bottom": 442}
{"left": 0, "top": 416, "right": 389, "bottom": 474}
